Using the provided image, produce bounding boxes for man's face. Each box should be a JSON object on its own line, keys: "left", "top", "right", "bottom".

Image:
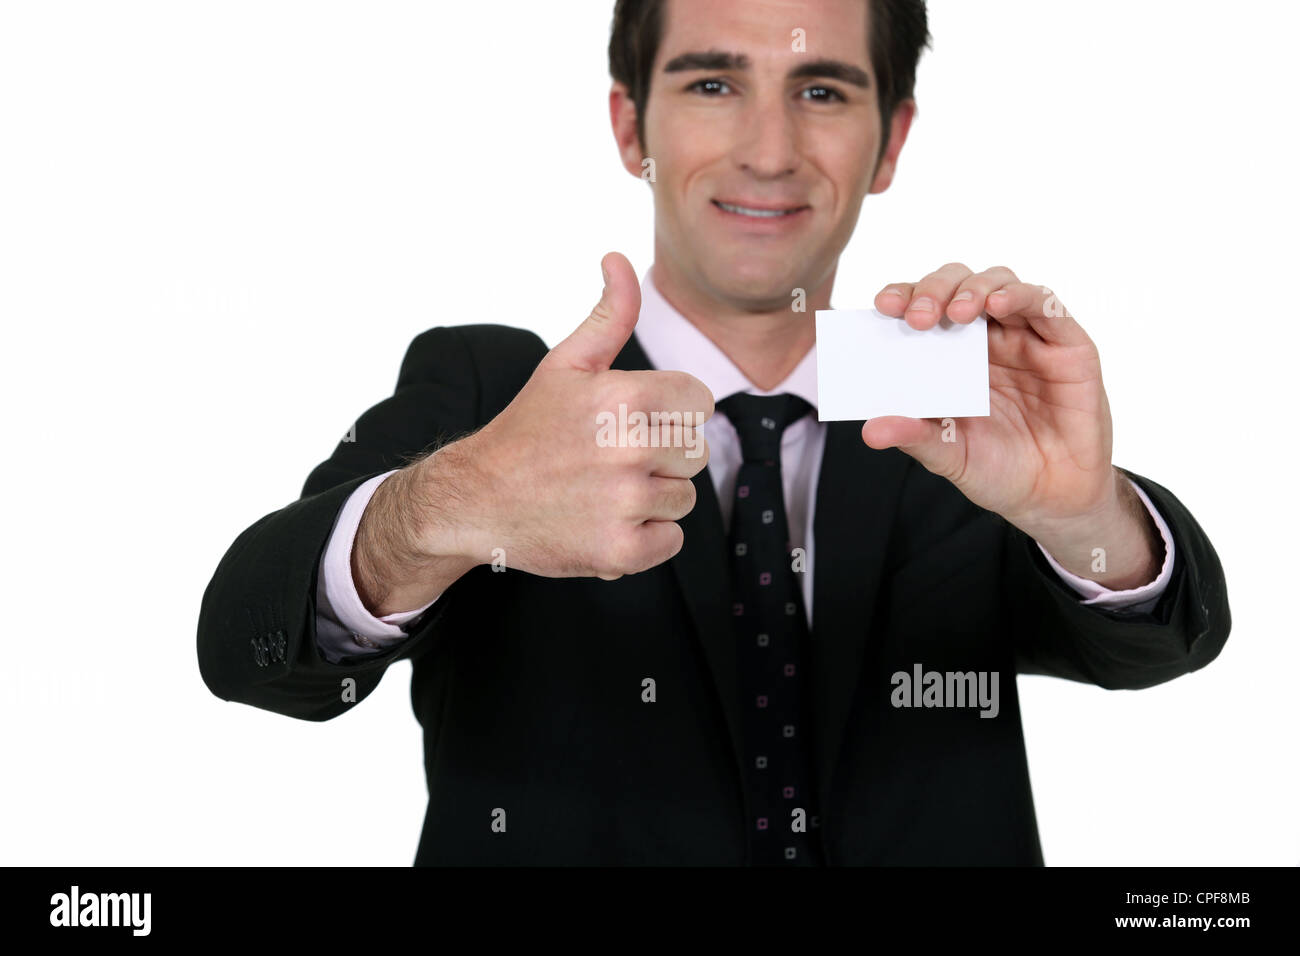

{"left": 633, "top": 0, "right": 900, "bottom": 311}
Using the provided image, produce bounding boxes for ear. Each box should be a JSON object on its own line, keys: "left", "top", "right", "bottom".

{"left": 610, "top": 82, "right": 647, "bottom": 180}
{"left": 868, "top": 98, "right": 917, "bottom": 195}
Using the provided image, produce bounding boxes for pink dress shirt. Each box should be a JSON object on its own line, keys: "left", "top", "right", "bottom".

{"left": 315, "top": 269, "right": 1175, "bottom": 662}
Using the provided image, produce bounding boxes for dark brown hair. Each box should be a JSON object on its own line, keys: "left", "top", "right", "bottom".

{"left": 609, "top": 0, "right": 930, "bottom": 162}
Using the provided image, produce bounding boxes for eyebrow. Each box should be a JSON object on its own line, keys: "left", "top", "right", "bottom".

{"left": 788, "top": 58, "right": 871, "bottom": 89}
{"left": 662, "top": 49, "right": 751, "bottom": 73}
{"left": 661, "top": 50, "right": 871, "bottom": 89}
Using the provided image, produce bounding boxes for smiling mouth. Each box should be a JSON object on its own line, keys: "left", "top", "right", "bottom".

{"left": 712, "top": 200, "right": 810, "bottom": 218}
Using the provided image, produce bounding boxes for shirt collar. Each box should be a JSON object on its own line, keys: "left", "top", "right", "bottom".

{"left": 633, "top": 265, "right": 819, "bottom": 410}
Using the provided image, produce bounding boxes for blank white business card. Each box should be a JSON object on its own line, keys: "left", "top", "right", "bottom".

{"left": 814, "top": 309, "right": 990, "bottom": 421}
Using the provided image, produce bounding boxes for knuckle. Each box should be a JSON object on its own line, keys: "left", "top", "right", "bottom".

{"left": 633, "top": 479, "right": 660, "bottom": 515}
{"left": 592, "top": 545, "right": 621, "bottom": 578}
{"left": 587, "top": 293, "right": 616, "bottom": 324}
{"left": 658, "top": 369, "right": 694, "bottom": 398}
{"left": 622, "top": 376, "right": 654, "bottom": 411}
{"left": 660, "top": 522, "right": 685, "bottom": 562}
{"left": 611, "top": 470, "right": 644, "bottom": 510}
{"left": 694, "top": 382, "right": 715, "bottom": 421}
{"left": 640, "top": 524, "right": 683, "bottom": 572}
{"left": 691, "top": 436, "right": 711, "bottom": 471}
{"left": 671, "top": 479, "right": 697, "bottom": 518}
{"left": 592, "top": 371, "right": 626, "bottom": 411}
{"left": 605, "top": 530, "right": 643, "bottom": 573}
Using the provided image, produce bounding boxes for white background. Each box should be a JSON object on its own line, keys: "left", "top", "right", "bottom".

{"left": 1, "top": 0, "right": 1295, "bottom": 865}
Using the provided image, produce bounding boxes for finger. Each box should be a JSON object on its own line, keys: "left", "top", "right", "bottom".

{"left": 945, "top": 266, "right": 1020, "bottom": 324}
{"left": 986, "top": 282, "right": 1090, "bottom": 347}
{"left": 631, "top": 519, "right": 686, "bottom": 573}
{"left": 638, "top": 476, "right": 698, "bottom": 522}
{"left": 874, "top": 283, "right": 916, "bottom": 317}
{"left": 647, "top": 433, "right": 710, "bottom": 478}
{"left": 636, "top": 370, "right": 715, "bottom": 425}
{"left": 861, "top": 416, "right": 934, "bottom": 450}
{"left": 904, "top": 262, "right": 975, "bottom": 330}
{"left": 861, "top": 416, "right": 965, "bottom": 483}
{"left": 592, "top": 421, "right": 712, "bottom": 476}
{"left": 591, "top": 372, "right": 713, "bottom": 463}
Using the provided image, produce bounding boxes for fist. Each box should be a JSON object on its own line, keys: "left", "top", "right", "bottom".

{"left": 437, "top": 252, "right": 714, "bottom": 579}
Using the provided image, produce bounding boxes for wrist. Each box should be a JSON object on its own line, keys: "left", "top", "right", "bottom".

{"left": 405, "top": 433, "right": 495, "bottom": 566}
{"left": 1020, "top": 470, "right": 1161, "bottom": 586}
{"left": 351, "top": 447, "right": 482, "bottom": 617}
{"left": 1011, "top": 468, "right": 1124, "bottom": 550}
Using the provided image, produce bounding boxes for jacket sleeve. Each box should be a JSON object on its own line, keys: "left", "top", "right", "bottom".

{"left": 196, "top": 324, "right": 547, "bottom": 721}
{"left": 1008, "top": 467, "right": 1231, "bottom": 690}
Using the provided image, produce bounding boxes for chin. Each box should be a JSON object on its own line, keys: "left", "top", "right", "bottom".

{"left": 706, "top": 257, "right": 807, "bottom": 308}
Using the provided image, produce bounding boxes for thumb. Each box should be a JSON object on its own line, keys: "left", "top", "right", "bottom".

{"left": 549, "top": 252, "right": 642, "bottom": 372}
{"left": 861, "top": 416, "right": 966, "bottom": 482}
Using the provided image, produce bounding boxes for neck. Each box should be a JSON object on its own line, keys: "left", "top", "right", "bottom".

{"left": 650, "top": 254, "right": 833, "bottom": 392}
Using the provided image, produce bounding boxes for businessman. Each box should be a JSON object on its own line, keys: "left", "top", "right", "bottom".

{"left": 198, "top": 0, "right": 1230, "bottom": 865}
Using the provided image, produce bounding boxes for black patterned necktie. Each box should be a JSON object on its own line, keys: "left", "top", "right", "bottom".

{"left": 718, "top": 392, "right": 823, "bottom": 866}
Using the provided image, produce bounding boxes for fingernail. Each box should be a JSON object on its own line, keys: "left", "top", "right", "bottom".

{"left": 909, "top": 297, "right": 935, "bottom": 313}
{"left": 601, "top": 263, "right": 610, "bottom": 285}
{"left": 883, "top": 287, "right": 905, "bottom": 298}
{"left": 952, "top": 290, "right": 974, "bottom": 302}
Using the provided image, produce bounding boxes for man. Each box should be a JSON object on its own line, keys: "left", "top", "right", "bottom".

{"left": 198, "top": 0, "right": 1230, "bottom": 865}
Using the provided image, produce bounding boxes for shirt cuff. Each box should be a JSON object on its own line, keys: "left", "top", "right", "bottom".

{"left": 1035, "top": 477, "right": 1175, "bottom": 612}
{"left": 316, "top": 469, "right": 437, "bottom": 659}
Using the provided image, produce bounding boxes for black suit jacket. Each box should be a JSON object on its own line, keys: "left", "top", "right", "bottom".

{"left": 197, "top": 324, "right": 1231, "bottom": 865}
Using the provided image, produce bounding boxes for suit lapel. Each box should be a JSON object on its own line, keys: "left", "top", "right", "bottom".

{"left": 612, "top": 334, "right": 747, "bottom": 791}
{"left": 810, "top": 422, "right": 911, "bottom": 806}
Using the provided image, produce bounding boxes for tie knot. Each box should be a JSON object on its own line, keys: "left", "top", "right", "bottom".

{"left": 718, "top": 392, "right": 813, "bottom": 462}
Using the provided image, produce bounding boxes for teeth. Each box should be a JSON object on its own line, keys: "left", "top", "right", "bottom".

{"left": 717, "top": 201, "right": 800, "bottom": 218}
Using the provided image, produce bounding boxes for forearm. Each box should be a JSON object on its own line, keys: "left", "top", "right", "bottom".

{"left": 352, "top": 441, "right": 482, "bottom": 617}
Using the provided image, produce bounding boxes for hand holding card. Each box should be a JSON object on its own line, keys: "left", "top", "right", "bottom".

{"left": 812, "top": 266, "right": 1137, "bottom": 570}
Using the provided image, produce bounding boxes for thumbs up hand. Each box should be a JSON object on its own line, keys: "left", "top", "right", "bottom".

{"left": 416, "top": 253, "right": 714, "bottom": 581}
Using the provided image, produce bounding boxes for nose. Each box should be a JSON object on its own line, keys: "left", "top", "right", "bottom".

{"left": 731, "top": 91, "right": 802, "bottom": 180}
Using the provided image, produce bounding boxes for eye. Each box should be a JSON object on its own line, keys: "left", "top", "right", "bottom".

{"left": 800, "top": 85, "right": 846, "bottom": 103}
{"left": 687, "top": 78, "right": 733, "bottom": 96}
